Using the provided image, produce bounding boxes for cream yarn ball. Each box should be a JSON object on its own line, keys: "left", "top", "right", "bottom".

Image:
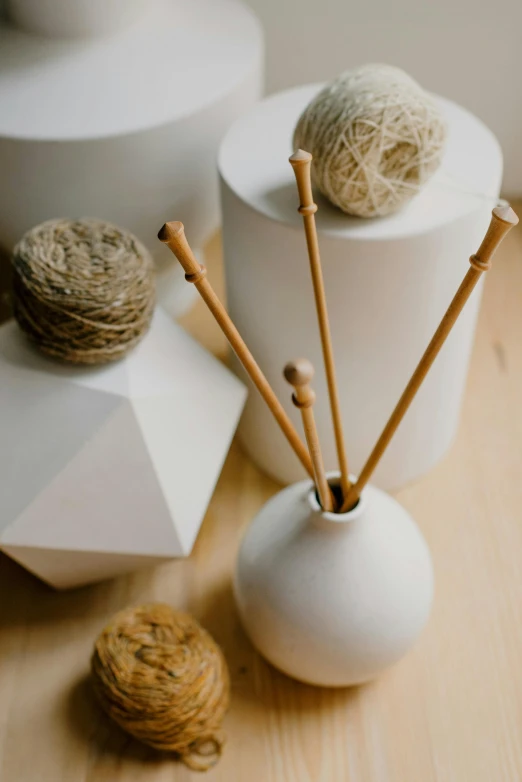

{"left": 293, "top": 64, "right": 447, "bottom": 218}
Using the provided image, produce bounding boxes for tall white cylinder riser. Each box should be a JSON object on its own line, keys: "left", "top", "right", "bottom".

{"left": 0, "top": 0, "right": 263, "bottom": 317}
{"left": 219, "top": 86, "right": 503, "bottom": 490}
{"left": 0, "top": 83, "right": 260, "bottom": 253}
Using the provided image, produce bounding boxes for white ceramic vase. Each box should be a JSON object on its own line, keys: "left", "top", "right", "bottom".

{"left": 234, "top": 476, "right": 434, "bottom": 687}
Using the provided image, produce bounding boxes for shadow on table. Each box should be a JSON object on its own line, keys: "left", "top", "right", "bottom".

{"left": 68, "top": 674, "right": 175, "bottom": 767}
{"left": 0, "top": 552, "right": 128, "bottom": 627}
{"left": 198, "top": 577, "right": 365, "bottom": 719}
{"left": 65, "top": 576, "right": 363, "bottom": 771}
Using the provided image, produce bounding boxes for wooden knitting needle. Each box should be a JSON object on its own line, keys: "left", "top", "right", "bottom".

{"left": 158, "top": 221, "right": 314, "bottom": 479}
{"left": 340, "top": 204, "right": 519, "bottom": 512}
{"left": 284, "top": 359, "right": 335, "bottom": 512}
{"left": 289, "top": 150, "right": 351, "bottom": 501}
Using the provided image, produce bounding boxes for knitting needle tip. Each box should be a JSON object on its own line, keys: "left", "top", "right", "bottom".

{"left": 289, "top": 149, "right": 312, "bottom": 165}
{"left": 158, "top": 221, "right": 184, "bottom": 243}
{"left": 493, "top": 204, "right": 518, "bottom": 226}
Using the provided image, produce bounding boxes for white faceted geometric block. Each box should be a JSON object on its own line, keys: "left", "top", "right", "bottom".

{"left": 0, "top": 308, "right": 246, "bottom": 589}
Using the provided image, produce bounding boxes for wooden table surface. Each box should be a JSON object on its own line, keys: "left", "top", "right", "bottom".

{"left": 1, "top": 215, "right": 522, "bottom": 782}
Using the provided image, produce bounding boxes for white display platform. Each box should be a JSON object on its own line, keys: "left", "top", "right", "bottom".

{"left": 0, "top": 0, "right": 263, "bottom": 316}
{"left": 219, "top": 85, "right": 503, "bottom": 489}
{"left": 0, "top": 309, "right": 247, "bottom": 588}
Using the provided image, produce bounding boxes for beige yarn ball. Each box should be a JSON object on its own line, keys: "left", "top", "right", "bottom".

{"left": 293, "top": 64, "right": 447, "bottom": 218}
{"left": 91, "top": 604, "right": 230, "bottom": 772}
{"left": 12, "top": 218, "right": 155, "bottom": 365}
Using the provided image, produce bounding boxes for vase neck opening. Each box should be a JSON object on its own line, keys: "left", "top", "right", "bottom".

{"left": 307, "top": 473, "right": 366, "bottom": 524}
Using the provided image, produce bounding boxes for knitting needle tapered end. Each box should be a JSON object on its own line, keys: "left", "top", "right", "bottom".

{"left": 493, "top": 204, "right": 518, "bottom": 226}
{"left": 158, "top": 221, "right": 184, "bottom": 243}
{"left": 472, "top": 205, "right": 519, "bottom": 269}
{"left": 289, "top": 149, "right": 312, "bottom": 165}
{"left": 284, "top": 358, "right": 335, "bottom": 513}
{"left": 283, "top": 357, "right": 314, "bottom": 388}
{"left": 158, "top": 221, "right": 202, "bottom": 278}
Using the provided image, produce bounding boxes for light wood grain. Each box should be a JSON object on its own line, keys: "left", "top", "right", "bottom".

{"left": 1, "top": 212, "right": 522, "bottom": 781}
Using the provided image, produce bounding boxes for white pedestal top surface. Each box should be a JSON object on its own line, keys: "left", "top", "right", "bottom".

{"left": 0, "top": 0, "right": 262, "bottom": 140}
{"left": 219, "top": 85, "right": 503, "bottom": 240}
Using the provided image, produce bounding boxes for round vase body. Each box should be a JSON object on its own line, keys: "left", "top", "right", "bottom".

{"left": 0, "top": 0, "right": 263, "bottom": 317}
{"left": 219, "top": 86, "right": 502, "bottom": 489}
{"left": 234, "top": 478, "right": 434, "bottom": 687}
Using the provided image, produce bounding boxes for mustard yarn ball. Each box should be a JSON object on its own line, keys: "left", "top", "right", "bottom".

{"left": 293, "top": 64, "right": 447, "bottom": 218}
{"left": 91, "top": 604, "right": 231, "bottom": 772}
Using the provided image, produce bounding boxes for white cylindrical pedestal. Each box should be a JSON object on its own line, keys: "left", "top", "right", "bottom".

{"left": 0, "top": 0, "right": 263, "bottom": 316}
{"left": 219, "top": 85, "right": 502, "bottom": 490}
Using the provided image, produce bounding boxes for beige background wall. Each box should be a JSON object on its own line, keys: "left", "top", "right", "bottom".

{"left": 243, "top": 0, "right": 522, "bottom": 194}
